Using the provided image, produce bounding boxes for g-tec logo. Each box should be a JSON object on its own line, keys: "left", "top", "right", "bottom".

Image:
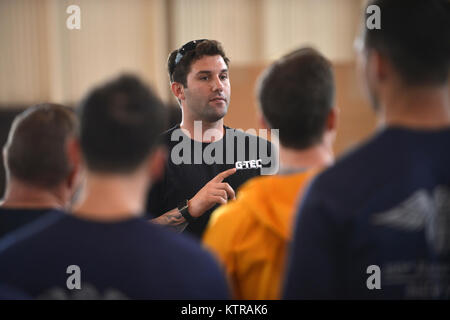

{"left": 235, "top": 159, "right": 262, "bottom": 170}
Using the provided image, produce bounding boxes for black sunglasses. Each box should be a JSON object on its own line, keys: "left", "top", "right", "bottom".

{"left": 174, "top": 39, "right": 207, "bottom": 65}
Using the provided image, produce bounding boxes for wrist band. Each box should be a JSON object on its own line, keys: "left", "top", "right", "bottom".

{"left": 178, "top": 200, "right": 195, "bottom": 223}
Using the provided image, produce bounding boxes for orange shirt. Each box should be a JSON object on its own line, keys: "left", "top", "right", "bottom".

{"left": 203, "top": 170, "right": 318, "bottom": 299}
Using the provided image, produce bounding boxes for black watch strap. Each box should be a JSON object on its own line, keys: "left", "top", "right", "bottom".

{"left": 178, "top": 200, "right": 195, "bottom": 223}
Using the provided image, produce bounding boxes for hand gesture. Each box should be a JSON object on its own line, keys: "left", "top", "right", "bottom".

{"left": 188, "top": 168, "right": 237, "bottom": 218}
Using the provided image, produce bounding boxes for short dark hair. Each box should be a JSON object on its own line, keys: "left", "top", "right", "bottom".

{"left": 78, "top": 75, "right": 166, "bottom": 173}
{"left": 363, "top": 0, "right": 450, "bottom": 86}
{"left": 257, "top": 47, "right": 335, "bottom": 150}
{"left": 168, "top": 39, "right": 230, "bottom": 87}
{"left": 5, "top": 103, "right": 77, "bottom": 188}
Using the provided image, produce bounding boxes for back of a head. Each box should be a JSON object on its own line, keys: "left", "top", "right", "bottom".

{"left": 363, "top": 0, "right": 450, "bottom": 86}
{"left": 257, "top": 47, "right": 335, "bottom": 149}
{"left": 78, "top": 75, "right": 166, "bottom": 173}
{"left": 5, "top": 103, "right": 77, "bottom": 189}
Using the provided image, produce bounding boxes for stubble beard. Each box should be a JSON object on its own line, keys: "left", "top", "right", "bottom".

{"left": 197, "top": 101, "right": 229, "bottom": 123}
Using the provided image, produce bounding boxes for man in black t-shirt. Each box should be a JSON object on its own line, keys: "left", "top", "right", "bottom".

{"left": 0, "top": 103, "right": 81, "bottom": 239}
{"left": 147, "top": 39, "right": 274, "bottom": 238}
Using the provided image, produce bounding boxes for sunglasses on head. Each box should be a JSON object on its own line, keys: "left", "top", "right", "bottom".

{"left": 174, "top": 39, "right": 208, "bottom": 66}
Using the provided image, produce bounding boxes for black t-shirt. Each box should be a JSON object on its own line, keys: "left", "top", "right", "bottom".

{"left": 0, "top": 212, "right": 229, "bottom": 299}
{"left": 146, "top": 125, "right": 273, "bottom": 238}
{"left": 0, "top": 207, "right": 58, "bottom": 239}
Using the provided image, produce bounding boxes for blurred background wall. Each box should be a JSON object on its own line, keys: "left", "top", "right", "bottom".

{"left": 0, "top": 0, "right": 379, "bottom": 195}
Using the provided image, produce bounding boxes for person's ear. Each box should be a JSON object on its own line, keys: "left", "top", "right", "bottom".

{"left": 2, "top": 146, "right": 8, "bottom": 170}
{"left": 171, "top": 82, "right": 186, "bottom": 101}
{"left": 367, "top": 49, "right": 390, "bottom": 84}
{"left": 66, "top": 137, "right": 82, "bottom": 190}
{"left": 326, "top": 106, "right": 339, "bottom": 132}
{"left": 257, "top": 111, "right": 270, "bottom": 130}
{"left": 323, "top": 106, "right": 339, "bottom": 148}
{"left": 147, "top": 146, "right": 167, "bottom": 184}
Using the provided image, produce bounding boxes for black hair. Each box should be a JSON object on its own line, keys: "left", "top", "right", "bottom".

{"left": 78, "top": 75, "right": 166, "bottom": 173}
{"left": 258, "top": 47, "right": 335, "bottom": 149}
{"left": 168, "top": 40, "right": 230, "bottom": 87}
{"left": 363, "top": 0, "right": 450, "bottom": 86}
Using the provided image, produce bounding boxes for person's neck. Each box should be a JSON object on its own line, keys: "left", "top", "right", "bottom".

{"left": 180, "top": 117, "right": 224, "bottom": 143}
{"left": 279, "top": 142, "right": 334, "bottom": 173}
{"left": 73, "top": 171, "right": 147, "bottom": 222}
{"left": 0, "top": 179, "right": 66, "bottom": 210}
{"left": 378, "top": 84, "right": 450, "bottom": 129}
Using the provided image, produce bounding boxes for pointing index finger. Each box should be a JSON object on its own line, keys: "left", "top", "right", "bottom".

{"left": 214, "top": 168, "right": 237, "bottom": 182}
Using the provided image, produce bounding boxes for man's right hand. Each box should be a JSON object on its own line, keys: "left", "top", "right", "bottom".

{"left": 188, "top": 168, "right": 237, "bottom": 218}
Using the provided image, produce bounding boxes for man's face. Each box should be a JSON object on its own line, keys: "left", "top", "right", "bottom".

{"left": 182, "top": 55, "right": 231, "bottom": 123}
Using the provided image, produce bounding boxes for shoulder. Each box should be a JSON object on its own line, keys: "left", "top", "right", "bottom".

{"left": 207, "top": 199, "right": 251, "bottom": 233}
{"left": 159, "top": 125, "right": 181, "bottom": 145}
{"left": 300, "top": 131, "right": 392, "bottom": 219}
{"left": 145, "top": 221, "right": 220, "bottom": 265}
{"left": 312, "top": 131, "right": 389, "bottom": 193}
{"left": 0, "top": 210, "right": 66, "bottom": 255}
{"left": 148, "top": 224, "right": 228, "bottom": 295}
{"left": 224, "top": 127, "right": 272, "bottom": 144}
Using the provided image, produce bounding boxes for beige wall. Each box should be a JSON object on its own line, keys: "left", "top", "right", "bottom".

{"left": 171, "top": 0, "right": 264, "bottom": 65}
{"left": 0, "top": 0, "right": 365, "bottom": 104}
{"left": 0, "top": 0, "right": 51, "bottom": 104}
{"left": 262, "top": 0, "right": 361, "bottom": 62}
{"left": 0, "top": 0, "right": 169, "bottom": 104}
{"left": 0, "top": 0, "right": 380, "bottom": 156}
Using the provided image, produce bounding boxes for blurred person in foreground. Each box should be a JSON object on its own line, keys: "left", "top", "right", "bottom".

{"left": 0, "top": 103, "right": 80, "bottom": 239}
{"left": 0, "top": 75, "right": 229, "bottom": 300}
{"left": 284, "top": 0, "right": 450, "bottom": 299}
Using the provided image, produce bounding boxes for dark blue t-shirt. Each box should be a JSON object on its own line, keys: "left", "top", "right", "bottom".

{"left": 0, "top": 207, "right": 55, "bottom": 240}
{"left": 284, "top": 127, "right": 450, "bottom": 299}
{"left": 0, "top": 212, "right": 229, "bottom": 299}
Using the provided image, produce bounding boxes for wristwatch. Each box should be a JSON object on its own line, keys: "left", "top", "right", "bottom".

{"left": 178, "top": 200, "right": 195, "bottom": 223}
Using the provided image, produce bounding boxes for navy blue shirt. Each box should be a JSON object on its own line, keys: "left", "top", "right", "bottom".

{"left": 284, "top": 127, "right": 450, "bottom": 299}
{"left": 0, "top": 212, "right": 229, "bottom": 299}
{"left": 0, "top": 207, "right": 55, "bottom": 239}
